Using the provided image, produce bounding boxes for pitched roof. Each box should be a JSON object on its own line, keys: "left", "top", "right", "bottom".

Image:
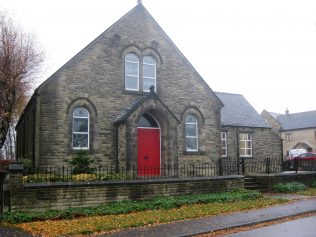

{"left": 216, "top": 92, "right": 270, "bottom": 128}
{"left": 114, "top": 87, "right": 180, "bottom": 125}
{"left": 276, "top": 110, "right": 316, "bottom": 131}
{"left": 36, "top": 2, "right": 223, "bottom": 107}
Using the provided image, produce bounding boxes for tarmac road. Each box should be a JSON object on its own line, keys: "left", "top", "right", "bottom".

{"left": 224, "top": 215, "right": 316, "bottom": 237}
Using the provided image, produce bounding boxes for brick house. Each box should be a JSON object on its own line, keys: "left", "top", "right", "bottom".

{"left": 217, "top": 92, "right": 282, "bottom": 164}
{"left": 15, "top": 2, "right": 224, "bottom": 171}
{"left": 261, "top": 109, "right": 316, "bottom": 158}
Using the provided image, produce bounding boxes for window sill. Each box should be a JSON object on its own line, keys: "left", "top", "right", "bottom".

{"left": 123, "top": 90, "right": 157, "bottom": 95}
{"left": 183, "top": 150, "right": 206, "bottom": 156}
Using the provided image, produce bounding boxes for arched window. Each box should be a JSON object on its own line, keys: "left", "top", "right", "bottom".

{"left": 125, "top": 53, "right": 139, "bottom": 91}
{"left": 143, "top": 56, "right": 156, "bottom": 92}
{"left": 72, "top": 107, "right": 89, "bottom": 149}
{"left": 138, "top": 113, "right": 159, "bottom": 128}
{"left": 185, "top": 115, "right": 198, "bottom": 151}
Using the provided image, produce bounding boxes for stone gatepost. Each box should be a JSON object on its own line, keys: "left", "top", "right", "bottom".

{"left": 8, "top": 162, "right": 24, "bottom": 211}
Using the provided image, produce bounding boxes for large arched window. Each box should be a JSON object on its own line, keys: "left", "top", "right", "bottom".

{"left": 143, "top": 56, "right": 156, "bottom": 92}
{"left": 125, "top": 53, "right": 139, "bottom": 91}
{"left": 72, "top": 107, "right": 89, "bottom": 149}
{"left": 185, "top": 115, "right": 198, "bottom": 151}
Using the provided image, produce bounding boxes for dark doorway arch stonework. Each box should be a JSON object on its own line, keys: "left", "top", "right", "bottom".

{"left": 116, "top": 96, "right": 180, "bottom": 171}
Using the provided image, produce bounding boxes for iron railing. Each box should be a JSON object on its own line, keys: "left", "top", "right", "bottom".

{"left": 282, "top": 159, "right": 316, "bottom": 173}
{"left": 23, "top": 163, "right": 221, "bottom": 183}
{"left": 22, "top": 158, "right": 316, "bottom": 183}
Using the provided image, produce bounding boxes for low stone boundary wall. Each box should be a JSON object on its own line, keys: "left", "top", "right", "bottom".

{"left": 248, "top": 171, "right": 316, "bottom": 191}
{"left": 9, "top": 163, "right": 244, "bottom": 211}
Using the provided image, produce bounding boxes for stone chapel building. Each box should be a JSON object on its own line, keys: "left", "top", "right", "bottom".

{"left": 16, "top": 3, "right": 282, "bottom": 173}
{"left": 16, "top": 2, "right": 224, "bottom": 171}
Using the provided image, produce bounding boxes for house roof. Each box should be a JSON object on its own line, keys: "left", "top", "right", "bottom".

{"left": 276, "top": 110, "right": 316, "bottom": 131}
{"left": 216, "top": 92, "right": 270, "bottom": 128}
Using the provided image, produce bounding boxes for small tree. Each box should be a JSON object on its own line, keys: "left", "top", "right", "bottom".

{"left": 0, "top": 12, "right": 43, "bottom": 150}
{"left": 68, "top": 150, "right": 95, "bottom": 174}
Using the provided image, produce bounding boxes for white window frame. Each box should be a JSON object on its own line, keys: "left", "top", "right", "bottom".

{"left": 142, "top": 56, "right": 156, "bottom": 92}
{"left": 185, "top": 115, "right": 198, "bottom": 152}
{"left": 221, "top": 132, "right": 227, "bottom": 157}
{"left": 239, "top": 133, "right": 252, "bottom": 157}
{"left": 285, "top": 133, "right": 292, "bottom": 141}
{"left": 72, "top": 107, "right": 89, "bottom": 150}
{"left": 125, "top": 53, "right": 139, "bottom": 91}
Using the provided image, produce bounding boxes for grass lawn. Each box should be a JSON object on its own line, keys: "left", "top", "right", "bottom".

{"left": 16, "top": 198, "right": 286, "bottom": 237}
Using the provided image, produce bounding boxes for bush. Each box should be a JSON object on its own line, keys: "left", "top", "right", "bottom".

{"left": 71, "top": 173, "right": 97, "bottom": 182}
{"left": 311, "top": 180, "right": 316, "bottom": 188}
{"left": 23, "top": 174, "right": 61, "bottom": 183}
{"left": 68, "top": 150, "right": 95, "bottom": 175}
{"left": 98, "top": 172, "right": 132, "bottom": 181}
{"left": 273, "top": 182, "right": 307, "bottom": 193}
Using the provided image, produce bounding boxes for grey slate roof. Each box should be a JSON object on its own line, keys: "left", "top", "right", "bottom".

{"left": 276, "top": 110, "right": 316, "bottom": 131}
{"left": 216, "top": 92, "right": 270, "bottom": 128}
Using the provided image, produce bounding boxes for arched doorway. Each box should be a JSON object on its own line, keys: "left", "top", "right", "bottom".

{"left": 137, "top": 113, "right": 160, "bottom": 176}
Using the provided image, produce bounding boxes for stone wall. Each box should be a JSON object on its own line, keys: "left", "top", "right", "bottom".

{"left": 9, "top": 165, "right": 243, "bottom": 211}
{"left": 249, "top": 172, "right": 316, "bottom": 191}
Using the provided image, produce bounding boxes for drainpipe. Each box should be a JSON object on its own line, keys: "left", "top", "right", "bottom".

{"left": 32, "top": 95, "right": 37, "bottom": 168}
{"left": 236, "top": 127, "right": 240, "bottom": 175}
{"left": 280, "top": 138, "right": 284, "bottom": 171}
{"left": 115, "top": 124, "right": 119, "bottom": 173}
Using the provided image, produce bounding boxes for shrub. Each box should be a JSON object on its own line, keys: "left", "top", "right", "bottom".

{"left": 68, "top": 150, "right": 95, "bottom": 175}
{"left": 98, "top": 172, "right": 132, "bottom": 181}
{"left": 23, "top": 174, "right": 61, "bottom": 183}
{"left": 273, "top": 182, "right": 307, "bottom": 193}
{"left": 71, "top": 173, "right": 97, "bottom": 182}
{"left": 311, "top": 180, "right": 316, "bottom": 188}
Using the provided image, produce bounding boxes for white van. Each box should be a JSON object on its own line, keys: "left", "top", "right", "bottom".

{"left": 288, "top": 149, "right": 306, "bottom": 159}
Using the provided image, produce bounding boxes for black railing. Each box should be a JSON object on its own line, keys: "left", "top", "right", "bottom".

{"left": 23, "top": 163, "right": 221, "bottom": 183}
{"left": 242, "top": 157, "right": 283, "bottom": 174}
{"left": 282, "top": 159, "right": 316, "bottom": 173}
{"left": 22, "top": 158, "right": 316, "bottom": 183}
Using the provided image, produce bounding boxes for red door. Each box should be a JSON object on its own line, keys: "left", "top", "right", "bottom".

{"left": 137, "top": 128, "right": 160, "bottom": 176}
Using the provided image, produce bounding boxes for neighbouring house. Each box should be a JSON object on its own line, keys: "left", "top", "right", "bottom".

{"left": 216, "top": 92, "right": 282, "bottom": 164}
{"left": 261, "top": 109, "right": 316, "bottom": 159}
{"left": 15, "top": 2, "right": 224, "bottom": 172}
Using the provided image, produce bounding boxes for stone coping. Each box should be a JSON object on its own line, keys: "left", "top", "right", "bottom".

{"left": 23, "top": 175, "right": 243, "bottom": 188}
{"left": 247, "top": 171, "right": 316, "bottom": 177}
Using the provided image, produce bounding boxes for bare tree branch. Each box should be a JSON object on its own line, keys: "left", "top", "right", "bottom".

{"left": 0, "top": 12, "right": 44, "bottom": 150}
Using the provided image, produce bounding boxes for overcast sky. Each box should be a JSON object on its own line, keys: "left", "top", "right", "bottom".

{"left": 2, "top": 0, "right": 316, "bottom": 114}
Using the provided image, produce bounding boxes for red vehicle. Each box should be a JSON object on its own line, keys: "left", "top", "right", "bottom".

{"left": 288, "top": 152, "right": 316, "bottom": 161}
{"left": 295, "top": 152, "right": 316, "bottom": 161}
{"left": 286, "top": 152, "right": 316, "bottom": 171}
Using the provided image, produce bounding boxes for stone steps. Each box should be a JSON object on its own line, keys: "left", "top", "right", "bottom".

{"left": 244, "top": 177, "right": 265, "bottom": 191}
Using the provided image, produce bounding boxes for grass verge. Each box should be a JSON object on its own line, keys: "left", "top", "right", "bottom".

{"left": 1, "top": 189, "right": 261, "bottom": 224}
{"left": 297, "top": 188, "right": 316, "bottom": 196}
{"left": 14, "top": 198, "right": 286, "bottom": 237}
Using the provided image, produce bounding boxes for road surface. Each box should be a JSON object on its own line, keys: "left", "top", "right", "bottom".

{"left": 225, "top": 215, "right": 316, "bottom": 237}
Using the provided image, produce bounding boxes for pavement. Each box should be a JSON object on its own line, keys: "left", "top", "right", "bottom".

{"left": 0, "top": 194, "right": 315, "bottom": 237}
{"left": 103, "top": 195, "right": 316, "bottom": 237}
